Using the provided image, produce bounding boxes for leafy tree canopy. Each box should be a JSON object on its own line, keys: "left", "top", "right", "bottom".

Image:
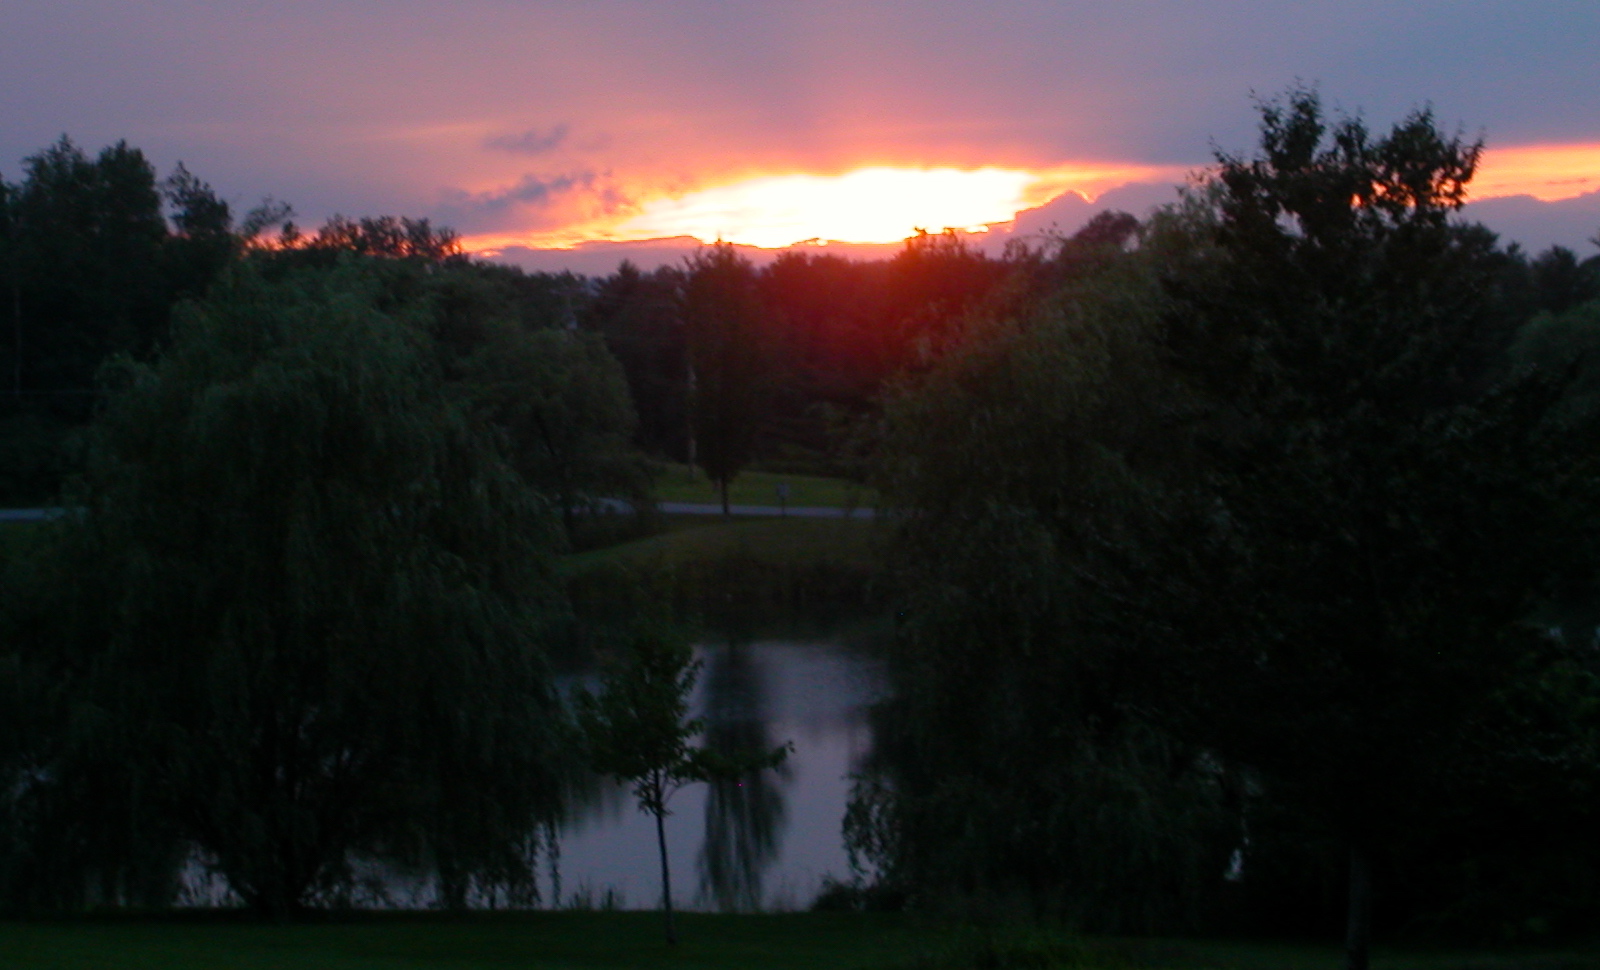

{"left": 870, "top": 89, "right": 1600, "bottom": 964}
{"left": 1, "top": 261, "right": 570, "bottom": 915}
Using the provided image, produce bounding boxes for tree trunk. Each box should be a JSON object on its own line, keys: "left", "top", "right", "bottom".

{"left": 719, "top": 478, "right": 730, "bottom": 517}
{"left": 1344, "top": 842, "right": 1372, "bottom": 970}
{"left": 686, "top": 363, "right": 697, "bottom": 471}
{"left": 655, "top": 807, "right": 678, "bottom": 945}
{"left": 546, "top": 818, "right": 562, "bottom": 909}
{"left": 11, "top": 270, "right": 21, "bottom": 398}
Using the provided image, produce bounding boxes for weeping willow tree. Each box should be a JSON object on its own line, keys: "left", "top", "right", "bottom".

{"left": 865, "top": 236, "right": 1238, "bottom": 930}
{"left": 0, "top": 262, "right": 571, "bottom": 915}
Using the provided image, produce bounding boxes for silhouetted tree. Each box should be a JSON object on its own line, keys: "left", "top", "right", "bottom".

{"left": 872, "top": 90, "right": 1600, "bottom": 966}
{"left": 576, "top": 630, "right": 787, "bottom": 943}
{"left": 583, "top": 261, "right": 690, "bottom": 459}
{"left": 302, "top": 214, "right": 462, "bottom": 261}
{"left": 0, "top": 140, "right": 249, "bottom": 502}
{"left": 1528, "top": 244, "right": 1600, "bottom": 315}
{"left": 682, "top": 245, "right": 771, "bottom": 513}
{"left": 5, "top": 138, "right": 168, "bottom": 418}
{"left": 161, "top": 163, "right": 236, "bottom": 299}
{"left": 460, "top": 323, "right": 649, "bottom": 538}
{"left": 872, "top": 236, "right": 1234, "bottom": 931}
{"left": 1143, "top": 89, "right": 1598, "bottom": 970}
{"left": 2, "top": 263, "right": 569, "bottom": 915}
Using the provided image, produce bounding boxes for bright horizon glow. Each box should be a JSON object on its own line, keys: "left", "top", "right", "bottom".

{"left": 464, "top": 162, "right": 1186, "bottom": 253}
{"left": 614, "top": 167, "right": 1034, "bottom": 248}
{"left": 459, "top": 143, "right": 1600, "bottom": 257}
{"left": 1473, "top": 142, "right": 1600, "bottom": 201}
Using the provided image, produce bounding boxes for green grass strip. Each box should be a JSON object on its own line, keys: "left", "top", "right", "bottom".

{"left": 653, "top": 465, "right": 876, "bottom": 510}
{"left": 565, "top": 516, "right": 882, "bottom": 573}
{"left": 0, "top": 912, "right": 953, "bottom": 970}
{"left": 5, "top": 916, "right": 1598, "bottom": 970}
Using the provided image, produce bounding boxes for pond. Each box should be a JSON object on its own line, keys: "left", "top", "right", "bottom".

{"left": 549, "top": 632, "right": 889, "bottom": 912}
{"left": 175, "top": 627, "right": 890, "bottom": 912}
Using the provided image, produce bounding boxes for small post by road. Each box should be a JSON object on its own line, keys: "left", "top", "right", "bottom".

{"left": 776, "top": 482, "right": 789, "bottom": 517}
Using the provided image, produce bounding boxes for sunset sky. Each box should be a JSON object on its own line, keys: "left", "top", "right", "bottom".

{"left": 4, "top": 1, "right": 1598, "bottom": 273}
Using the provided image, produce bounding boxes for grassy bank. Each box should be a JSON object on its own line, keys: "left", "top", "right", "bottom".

{"left": 566, "top": 514, "right": 882, "bottom": 573}
{"left": 654, "top": 464, "right": 877, "bottom": 510}
{"left": 3, "top": 915, "right": 1597, "bottom": 970}
{"left": 563, "top": 514, "right": 888, "bottom": 634}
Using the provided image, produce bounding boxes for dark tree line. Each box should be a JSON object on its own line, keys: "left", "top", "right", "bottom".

{"left": 861, "top": 90, "right": 1600, "bottom": 970}
{"left": 0, "top": 135, "right": 1024, "bottom": 516}
{"left": 4, "top": 134, "right": 1592, "bottom": 512}
{"left": 575, "top": 201, "right": 1593, "bottom": 505}
{"left": 0, "top": 139, "right": 236, "bottom": 501}
{"left": 0, "top": 139, "right": 638, "bottom": 520}
{"left": 577, "top": 230, "right": 1016, "bottom": 488}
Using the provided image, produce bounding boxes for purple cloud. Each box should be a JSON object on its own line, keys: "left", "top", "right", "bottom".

{"left": 484, "top": 124, "right": 571, "bottom": 156}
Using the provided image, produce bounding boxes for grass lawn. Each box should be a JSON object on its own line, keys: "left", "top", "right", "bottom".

{"left": 0, "top": 912, "right": 957, "bottom": 970}
{"left": 565, "top": 515, "right": 882, "bottom": 573}
{"left": 4, "top": 916, "right": 1598, "bottom": 970}
{"left": 1137, "top": 936, "right": 1600, "bottom": 969}
{"left": 0, "top": 520, "right": 44, "bottom": 555}
{"left": 653, "top": 464, "right": 876, "bottom": 510}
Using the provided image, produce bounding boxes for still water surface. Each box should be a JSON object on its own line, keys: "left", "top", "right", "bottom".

{"left": 178, "top": 631, "right": 888, "bottom": 911}
{"left": 550, "top": 634, "right": 888, "bottom": 911}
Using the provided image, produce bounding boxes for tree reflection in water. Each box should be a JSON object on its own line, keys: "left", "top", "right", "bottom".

{"left": 695, "top": 640, "right": 791, "bottom": 911}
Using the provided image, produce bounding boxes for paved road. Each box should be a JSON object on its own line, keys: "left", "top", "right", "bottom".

{"left": 0, "top": 507, "right": 65, "bottom": 522}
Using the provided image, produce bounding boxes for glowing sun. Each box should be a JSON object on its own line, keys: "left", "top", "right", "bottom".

{"left": 614, "top": 167, "right": 1036, "bottom": 248}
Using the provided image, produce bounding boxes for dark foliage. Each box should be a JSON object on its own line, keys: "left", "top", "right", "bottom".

{"left": 865, "top": 90, "right": 1600, "bottom": 965}
{"left": 681, "top": 245, "right": 774, "bottom": 512}
{"left": 0, "top": 264, "right": 575, "bottom": 915}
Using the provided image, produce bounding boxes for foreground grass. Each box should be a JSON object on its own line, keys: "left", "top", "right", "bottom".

{"left": 0, "top": 520, "right": 44, "bottom": 565}
{"left": 0, "top": 912, "right": 953, "bottom": 970}
{"left": 1131, "top": 936, "right": 1600, "bottom": 970}
{"left": 5, "top": 915, "right": 1598, "bottom": 970}
{"left": 654, "top": 465, "right": 876, "bottom": 510}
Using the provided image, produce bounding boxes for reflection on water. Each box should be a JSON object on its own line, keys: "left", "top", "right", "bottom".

{"left": 173, "top": 631, "right": 886, "bottom": 912}
{"left": 550, "top": 633, "right": 886, "bottom": 912}
{"left": 697, "top": 640, "right": 789, "bottom": 911}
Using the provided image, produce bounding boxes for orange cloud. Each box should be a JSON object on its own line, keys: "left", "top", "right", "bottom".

{"left": 1473, "top": 142, "right": 1600, "bottom": 201}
